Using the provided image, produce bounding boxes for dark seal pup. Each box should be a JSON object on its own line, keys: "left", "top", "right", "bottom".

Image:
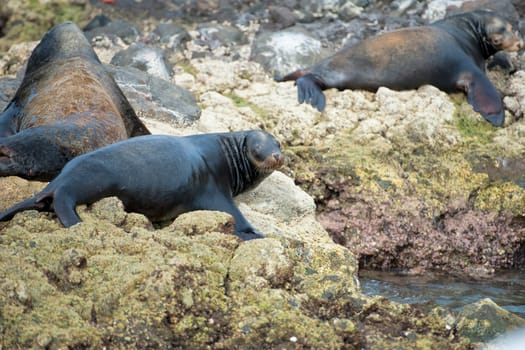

{"left": 0, "top": 130, "right": 284, "bottom": 240}
{"left": 0, "top": 22, "right": 150, "bottom": 181}
{"left": 276, "top": 10, "right": 523, "bottom": 127}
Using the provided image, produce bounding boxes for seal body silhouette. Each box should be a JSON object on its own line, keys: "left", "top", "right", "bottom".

{"left": 277, "top": 10, "right": 523, "bottom": 126}
{"left": 0, "top": 22, "right": 150, "bottom": 181}
{"left": 0, "top": 130, "right": 284, "bottom": 240}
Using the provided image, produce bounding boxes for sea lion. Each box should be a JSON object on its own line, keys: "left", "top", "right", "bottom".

{"left": 0, "top": 22, "right": 150, "bottom": 181}
{"left": 0, "top": 130, "right": 284, "bottom": 240}
{"left": 276, "top": 10, "right": 523, "bottom": 127}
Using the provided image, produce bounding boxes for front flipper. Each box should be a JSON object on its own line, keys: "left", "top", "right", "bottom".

{"left": 197, "top": 192, "right": 264, "bottom": 240}
{"left": 457, "top": 71, "right": 505, "bottom": 127}
{"left": 297, "top": 74, "right": 326, "bottom": 112}
{"left": 52, "top": 191, "right": 81, "bottom": 228}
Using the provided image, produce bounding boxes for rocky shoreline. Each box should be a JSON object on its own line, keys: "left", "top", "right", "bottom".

{"left": 1, "top": 0, "right": 525, "bottom": 348}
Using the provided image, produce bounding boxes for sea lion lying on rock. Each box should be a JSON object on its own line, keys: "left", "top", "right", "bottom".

{"left": 0, "top": 130, "right": 284, "bottom": 240}
{"left": 0, "top": 22, "right": 150, "bottom": 181}
{"left": 277, "top": 10, "right": 523, "bottom": 126}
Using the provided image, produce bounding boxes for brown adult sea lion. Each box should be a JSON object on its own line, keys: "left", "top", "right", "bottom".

{"left": 0, "top": 130, "right": 284, "bottom": 240}
{"left": 276, "top": 10, "right": 523, "bottom": 126}
{"left": 0, "top": 22, "right": 150, "bottom": 181}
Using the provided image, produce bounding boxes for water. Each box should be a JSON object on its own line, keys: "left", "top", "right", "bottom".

{"left": 471, "top": 156, "right": 525, "bottom": 188}
{"left": 359, "top": 269, "right": 525, "bottom": 318}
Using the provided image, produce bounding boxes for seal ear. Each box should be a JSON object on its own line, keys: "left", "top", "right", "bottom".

{"left": 457, "top": 71, "right": 505, "bottom": 127}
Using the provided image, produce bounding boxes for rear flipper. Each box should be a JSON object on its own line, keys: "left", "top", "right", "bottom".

{"left": 0, "top": 196, "right": 50, "bottom": 222}
{"left": 457, "top": 71, "right": 505, "bottom": 127}
{"left": 274, "top": 69, "right": 306, "bottom": 82}
{"left": 51, "top": 191, "right": 81, "bottom": 228}
{"left": 297, "top": 74, "right": 326, "bottom": 112}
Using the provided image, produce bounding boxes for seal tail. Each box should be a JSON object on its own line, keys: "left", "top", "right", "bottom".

{"left": 0, "top": 195, "right": 51, "bottom": 222}
{"left": 274, "top": 69, "right": 307, "bottom": 82}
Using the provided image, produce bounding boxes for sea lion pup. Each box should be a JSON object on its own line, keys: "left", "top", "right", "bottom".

{"left": 276, "top": 10, "right": 523, "bottom": 127}
{"left": 0, "top": 22, "right": 150, "bottom": 181}
{"left": 0, "top": 130, "right": 284, "bottom": 240}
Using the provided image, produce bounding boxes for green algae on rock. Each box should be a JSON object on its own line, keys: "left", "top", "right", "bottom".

{"left": 0, "top": 0, "right": 90, "bottom": 52}
{"left": 456, "top": 298, "right": 525, "bottom": 344}
{"left": 0, "top": 186, "right": 475, "bottom": 349}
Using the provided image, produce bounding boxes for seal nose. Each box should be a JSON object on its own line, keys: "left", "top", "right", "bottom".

{"left": 272, "top": 152, "right": 284, "bottom": 167}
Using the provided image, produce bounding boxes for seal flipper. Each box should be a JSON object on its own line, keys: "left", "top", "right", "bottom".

{"left": 0, "top": 195, "right": 50, "bottom": 222}
{"left": 297, "top": 74, "right": 326, "bottom": 112}
{"left": 221, "top": 201, "right": 264, "bottom": 240}
{"left": 196, "top": 192, "right": 264, "bottom": 240}
{"left": 274, "top": 69, "right": 306, "bottom": 82}
{"left": 457, "top": 71, "right": 505, "bottom": 127}
{"left": 0, "top": 102, "right": 20, "bottom": 137}
{"left": 51, "top": 190, "right": 81, "bottom": 228}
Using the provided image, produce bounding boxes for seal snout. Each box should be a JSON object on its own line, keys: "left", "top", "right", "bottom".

{"left": 267, "top": 151, "right": 285, "bottom": 171}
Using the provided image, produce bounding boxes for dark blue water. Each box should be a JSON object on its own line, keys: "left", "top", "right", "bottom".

{"left": 359, "top": 270, "right": 525, "bottom": 318}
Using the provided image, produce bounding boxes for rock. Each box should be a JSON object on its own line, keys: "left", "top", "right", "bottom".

{"left": 195, "top": 23, "right": 247, "bottom": 49}
{"left": 424, "top": 0, "right": 465, "bottom": 21}
{"left": 105, "top": 65, "right": 201, "bottom": 126}
{"left": 0, "top": 0, "right": 90, "bottom": 52}
{"left": 456, "top": 298, "right": 525, "bottom": 344}
{"left": 0, "top": 41, "right": 37, "bottom": 76}
{"left": 446, "top": 0, "right": 520, "bottom": 22}
{"left": 152, "top": 22, "right": 191, "bottom": 50}
{"left": 268, "top": 5, "right": 297, "bottom": 29}
{"left": 229, "top": 238, "right": 294, "bottom": 290}
{"left": 83, "top": 19, "right": 141, "bottom": 45}
{"left": 299, "top": 0, "right": 364, "bottom": 21}
{"left": 250, "top": 28, "right": 328, "bottom": 78}
{"left": 82, "top": 14, "right": 112, "bottom": 32}
{"left": 0, "top": 177, "right": 46, "bottom": 212}
{"left": 110, "top": 42, "right": 172, "bottom": 80}
{"left": 504, "top": 70, "right": 525, "bottom": 120}
{"left": 236, "top": 171, "right": 331, "bottom": 244}
{"left": 168, "top": 210, "right": 235, "bottom": 237}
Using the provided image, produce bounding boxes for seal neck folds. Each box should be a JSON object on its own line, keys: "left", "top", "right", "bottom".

{"left": 219, "top": 134, "right": 260, "bottom": 196}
